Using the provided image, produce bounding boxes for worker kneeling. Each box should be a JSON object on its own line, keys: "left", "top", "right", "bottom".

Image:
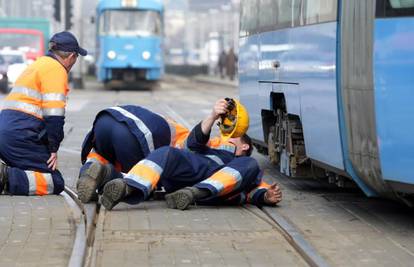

{"left": 99, "top": 99, "right": 282, "bottom": 210}
{"left": 0, "top": 32, "right": 87, "bottom": 196}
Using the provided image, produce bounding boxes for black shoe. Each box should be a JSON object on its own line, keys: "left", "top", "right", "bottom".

{"left": 165, "top": 187, "right": 195, "bottom": 210}
{"left": 77, "top": 162, "right": 108, "bottom": 203}
{"left": 101, "top": 178, "right": 127, "bottom": 211}
{"left": 0, "top": 160, "right": 8, "bottom": 193}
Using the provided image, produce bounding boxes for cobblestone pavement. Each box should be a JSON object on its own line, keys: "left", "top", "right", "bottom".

{"left": 0, "top": 196, "right": 76, "bottom": 267}
{"left": 91, "top": 202, "right": 306, "bottom": 267}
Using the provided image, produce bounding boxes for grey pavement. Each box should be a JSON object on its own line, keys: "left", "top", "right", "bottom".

{"left": 0, "top": 196, "right": 76, "bottom": 267}
{"left": 90, "top": 202, "right": 306, "bottom": 267}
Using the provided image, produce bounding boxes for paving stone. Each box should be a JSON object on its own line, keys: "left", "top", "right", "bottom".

{"left": 0, "top": 196, "right": 75, "bottom": 266}
{"left": 92, "top": 201, "right": 307, "bottom": 267}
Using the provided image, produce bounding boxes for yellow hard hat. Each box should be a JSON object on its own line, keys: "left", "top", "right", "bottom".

{"left": 219, "top": 98, "right": 249, "bottom": 139}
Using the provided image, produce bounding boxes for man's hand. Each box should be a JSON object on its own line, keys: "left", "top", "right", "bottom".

{"left": 47, "top": 152, "right": 58, "bottom": 171}
{"left": 264, "top": 183, "right": 282, "bottom": 205}
{"left": 201, "top": 99, "right": 230, "bottom": 135}
{"left": 211, "top": 98, "right": 229, "bottom": 120}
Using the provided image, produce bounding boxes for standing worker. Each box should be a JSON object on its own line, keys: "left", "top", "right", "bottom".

{"left": 0, "top": 31, "right": 87, "bottom": 196}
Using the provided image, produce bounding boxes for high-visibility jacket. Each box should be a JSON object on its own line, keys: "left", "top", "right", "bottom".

{"left": 2, "top": 55, "right": 68, "bottom": 152}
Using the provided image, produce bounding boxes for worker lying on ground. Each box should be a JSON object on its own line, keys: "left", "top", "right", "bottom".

{"left": 77, "top": 105, "right": 189, "bottom": 203}
{"left": 0, "top": 32, "right": 87, "bottom": 196}
{"left": 99, "top": 99, "right": 282, "bottom": 210}
{"left": 77, "top": 101, "right": 243, "bottom": 203}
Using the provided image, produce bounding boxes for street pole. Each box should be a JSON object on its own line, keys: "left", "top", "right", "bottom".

{"left": 71, "top": 0, "right": 84, "bottom": 89}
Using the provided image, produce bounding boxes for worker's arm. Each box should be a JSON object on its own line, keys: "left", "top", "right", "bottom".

{"left": 40, "top": 67, "right": 68, "bottom": 155}
{"left": 185, "top": 99, "right": 229, "bottom": 151}
{"left": 246, "top": 181, "right": 282, "bottom": 206}
{"left": 201, "top": 98, "right": 228, "bottom": 135}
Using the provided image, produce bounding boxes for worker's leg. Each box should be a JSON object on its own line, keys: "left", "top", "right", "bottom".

{"left": 77, "top": 150, "right": 120, "bottom": 203}
{"left": 166, "top": 156, "right": 261, "bottom": 209}
{"left": 0, "top": 123, "right": 65, "bottom": 196}
{"left": 93, "top": 113, "right": 144, "bottom": 173}
{"left": 101, "top": 147, "right": 211, "bottom": 210}
{"left": 3, "top": 163, "right": 64, "bottom": 195}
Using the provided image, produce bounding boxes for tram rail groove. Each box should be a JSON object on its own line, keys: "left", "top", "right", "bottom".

{"left": 63, "top": 187, "right": 99, "bottom": 267}
{"left": 261, "top": 206, "right": 330, "bottom": 267}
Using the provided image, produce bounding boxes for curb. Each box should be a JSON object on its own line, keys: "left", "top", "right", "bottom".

{"left": 63, "top": 187, "right": 99, "bottom": 267}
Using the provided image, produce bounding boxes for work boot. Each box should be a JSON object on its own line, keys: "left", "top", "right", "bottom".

{"left": 77, "top": 162, "right": 110, "bottom": 203}
{"left": 100, "top": 178, "right": 133, "bottom": 211}
{"left": 165, "top": 187, "right": 210, "bottom": 210}
{"left": 0, "top": 160, "right": 8, "bottom": 194}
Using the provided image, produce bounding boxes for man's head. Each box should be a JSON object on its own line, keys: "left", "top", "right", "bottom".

{"left": 48, "top": 31, "right": 87, "bottom": 72}
{"left": 228, "top": 134, "right": 253, "bottom": 156}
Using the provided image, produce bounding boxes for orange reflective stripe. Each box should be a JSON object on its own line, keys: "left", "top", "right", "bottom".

{"left": 42, "top": 100, "right": 66, "bottom": 109}
{"left": 129, "top": 164, "right": 160, "bottom": 190}
{"left": 209, "top": 171, "right": 238, "bottom": 196}
{"left": 247, "top": 181, "right": 271, "bottom": 203}
{"left": 257, "top": 181, "right": 271, "bottom": 189}
{"left": 207, "top": 137, "right": 222, "bottom": 148}
{"left": 34, "top": 172, "right": 48, "bottom": 196}
{"left": 173, "top": 124, "right": 190, "bottom": 147}
{"left": 166, "top": 119, "right": 190, "bottom": 148}
{"left": 87, "top": 152, "right": 109, "bottom": 165}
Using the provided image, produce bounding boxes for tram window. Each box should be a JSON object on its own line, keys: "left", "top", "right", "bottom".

{"left": 390, "top": 0, "right": 414, "bottom": 8}
{"left": 240, "top": 0, "right": 259, "bottom": 37}
{"left": 303, "top": 0, "right": 337, "bottom": 24}
{"left": 277, "top": 0, "right": 294, "bottom": 28}
{"left": 293, "top": 0, "right": 304, "bottom": 27}
{"left": 376, "top": 0, "right": 414, "bottom": 17}
{"left": 259, "top": 0, "right": 300, "bottom": 32}
{"left": 259, "top": 0, "right": 278, "bottom": 31}
{"left": 100, "top": 10, "right": 162, "bottom": 36}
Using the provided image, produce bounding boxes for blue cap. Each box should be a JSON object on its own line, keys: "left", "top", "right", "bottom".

{"left": 49, "top": 31, "right": 87, "bottom": 56}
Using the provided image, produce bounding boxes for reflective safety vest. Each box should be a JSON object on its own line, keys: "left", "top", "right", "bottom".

{"left": 166, "top": 118, "right": 190, "bottom": 148}
{"left": 2, "top": 56, "right": 68, "bottom": 119}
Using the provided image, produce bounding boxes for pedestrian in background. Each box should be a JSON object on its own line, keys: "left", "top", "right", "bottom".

{"left": 0, "top": 31, "right": 87, "bottom": 196}
{"left": 226, "top": 47, "right": 238, "bottom": 81}
{"left": 218, "top": 50, "right": 227, "bottom": 79}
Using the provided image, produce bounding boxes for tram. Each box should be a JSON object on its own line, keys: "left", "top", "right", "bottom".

{"left": 96, "top": 0, "right": 164, "bottom": 86}
{"left": 239, "top": 0, "right": 414, "bottom": 203}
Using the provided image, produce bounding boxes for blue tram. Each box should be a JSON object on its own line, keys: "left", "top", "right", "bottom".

{"left": 239, "top": 0, "right": 414, "bottom": 202}
{"left": 96, "top": 0, "right": 164, "bottom": 85}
